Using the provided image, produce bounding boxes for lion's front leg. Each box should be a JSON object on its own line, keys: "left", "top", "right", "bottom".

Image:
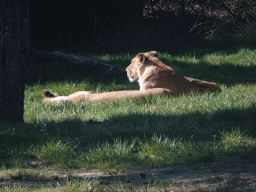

{"left": 42, "top": 96, "right": 69, "bottom": 104}
{"left": 42, "top": 90, "right": 95, "bottom": 104}
{"left": 67, "top": 91, "right": 95, "bottom": 102}
{"left": 43, "top": 90, "right": 59, "bottom": 97}
{"left": 42, "top": 90, "right": 67, "bottom": 104}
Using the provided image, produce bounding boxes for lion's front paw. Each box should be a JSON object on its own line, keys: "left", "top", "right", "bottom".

{"left": 43, "top": 90, "right": 59, "bottom": 97}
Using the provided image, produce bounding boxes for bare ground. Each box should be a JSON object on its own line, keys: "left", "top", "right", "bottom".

{"left": 1, "top": 162, "right": 256, "bottom": 191}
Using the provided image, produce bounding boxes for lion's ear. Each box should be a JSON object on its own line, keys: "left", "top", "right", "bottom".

{"left": 137, "top": 53, "right": 146, "bottom": 63}
{"left": 150, "top": 51, "right": 158, "bottom": 57}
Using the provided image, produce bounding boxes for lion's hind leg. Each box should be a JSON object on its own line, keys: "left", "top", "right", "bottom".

{"left": 183, "top": 77, "right": 221, "bottom": 93}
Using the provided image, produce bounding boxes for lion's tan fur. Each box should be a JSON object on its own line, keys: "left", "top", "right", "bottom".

{"left": 42, "top": 88, "right": 173, "bottom": 104}
{"left": 126, "top": 51, "right": 221, "bottom": 96}
{"left": 42, "top": 51, "right": 220, "bottom": 104}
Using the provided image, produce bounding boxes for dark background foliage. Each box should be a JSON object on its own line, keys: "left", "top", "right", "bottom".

{"left": 28, "top": 0, "right": 256, "bottom": 53}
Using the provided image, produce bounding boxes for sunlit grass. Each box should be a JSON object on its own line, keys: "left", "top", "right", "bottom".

{"left": 19, "top": 44, "right": 256, "bottom": 172}
{"left": 1, "top": 40, "right": 256, "bottom": 191}
{"left": 203, "top": 48, "right": 256, "bottom": 66}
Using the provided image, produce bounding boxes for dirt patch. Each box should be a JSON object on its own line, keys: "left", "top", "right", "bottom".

{"left": 1, "top": 163, "right": 256, "bottom": 190}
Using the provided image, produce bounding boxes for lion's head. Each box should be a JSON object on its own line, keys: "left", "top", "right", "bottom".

{"left": 126, "top": 51, "right": 158, "bottom": 83}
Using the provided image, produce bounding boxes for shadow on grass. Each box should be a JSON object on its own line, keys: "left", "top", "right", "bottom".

{"left": 166, "top": 35, "right": 256, "bottom": 57}
{"left": 24, "top": 54, "right": 256, "bottom": 90}
{"left": 24, "top": 65, "right": 129, "bottom": 87}
{"left": 25, "top": 36, "right": 256, "bottom": 86}
{"left": 79, "top": 103, "right": 256, "bottom": 143}
{"left": 1, "top": 104, "right": 256, "bottom": 168}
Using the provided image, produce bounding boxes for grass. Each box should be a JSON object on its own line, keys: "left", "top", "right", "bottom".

{"left": 1, "top": 38, "right": 256, "bottom": 191}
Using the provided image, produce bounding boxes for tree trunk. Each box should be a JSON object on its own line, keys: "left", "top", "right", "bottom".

{"left": 0, "top": 0, "right": 29, "bottom": 123}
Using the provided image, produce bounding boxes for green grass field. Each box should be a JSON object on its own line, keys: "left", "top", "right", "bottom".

{"left": 1, "top": 39, "right": 256, "bottom": 191}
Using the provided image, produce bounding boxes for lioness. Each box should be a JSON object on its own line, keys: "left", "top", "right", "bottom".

{"left": 42, "top": 51, "right": 220, "bottom": 104}
{"left": 126, "top": 51, "right": 221, "bottom": 96}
